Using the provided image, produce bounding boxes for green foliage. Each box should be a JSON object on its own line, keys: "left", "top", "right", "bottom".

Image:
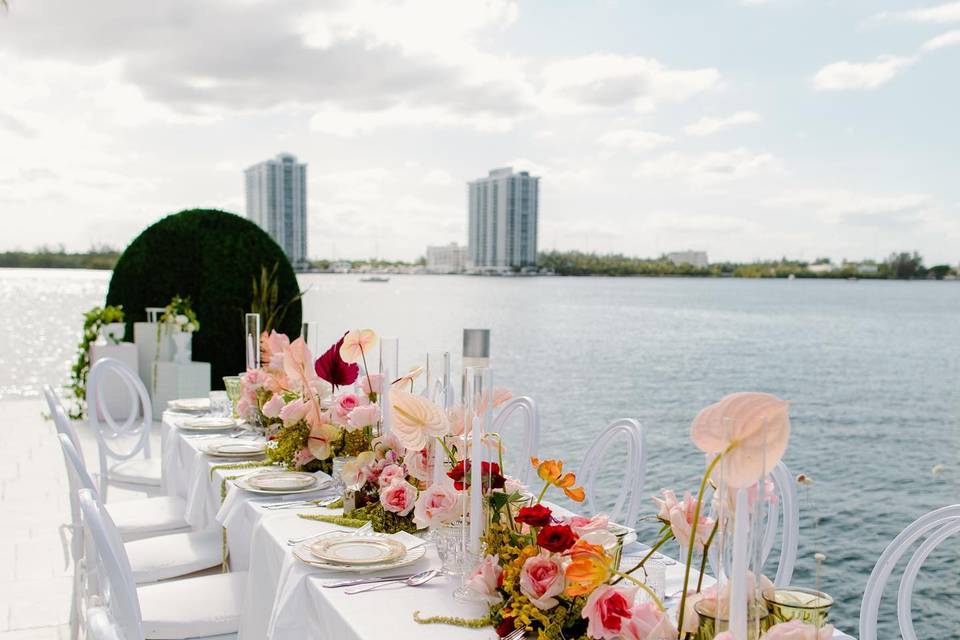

{"left": 352, "top": 502, "right": 418, "bottom": 534}
{"left": 538, "top": 250, "right": 713, "bottom": 277}
{"left": 160, "top": 295, "right": 200, "bottom": 332}
{"left": 885, "top": 251, "right": 926, "bottom": 279}
{"left": 0, "top": 245, "right": 119, "bottom": 270}
{"left": 68, "top": 304, "right": 125, "bottom": 419}
{"left": 105, "top": 209, "right": 302, "bottom": 386}
{"left": 250, "top": 262, "right": 305, "bottom": 334}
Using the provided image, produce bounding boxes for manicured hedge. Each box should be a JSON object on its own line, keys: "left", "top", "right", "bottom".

{"left": 106, "top": 209, "right": 302, "bottom": 387}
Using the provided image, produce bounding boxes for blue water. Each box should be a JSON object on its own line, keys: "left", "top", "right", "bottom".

{"left": 4, "top": 268, "right": 958, "bottom": 635}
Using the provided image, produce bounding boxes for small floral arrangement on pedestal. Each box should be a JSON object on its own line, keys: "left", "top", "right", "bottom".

{"left": 416, "top": 392, "right": 837, "bottom": 640}
{"left": 159, "top": 295, "right": 199, "bottom": 333}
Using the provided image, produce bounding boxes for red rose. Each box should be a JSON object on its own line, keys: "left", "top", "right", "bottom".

{"left": 495, "top": 617, "right": 516, "bottom": 638}
{"left": 446, "top": 460, "right": 506, "bottom": 492}
{"left": 515, "top": 504, "right": 553, "bottom": 528}
{"left": 536, "top": 524, "right": 577, "bottom": 553}
{"left": 447, "top": 460, "right": 468, "bottom": 490}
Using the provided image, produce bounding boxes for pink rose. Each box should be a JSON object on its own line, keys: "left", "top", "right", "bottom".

{"left": 412, "top": 480, "right": 461, "bottom": 528}
{"left": 359, "top": 372, "right": 383, "bottom": 397}
{"left": 279, "top": 398, "right": 310, "bottom": 427}
{"left": 652, "top": 489, "right": 714, "bottom": 552}
{"left": 620, "top": 602, "right": 677, "bottom": 640}
{"left": 292, "top": 447, "right": 315, "bottom": 467}
{"left": 236, "top": 397, "right": 254, "bottom": 420}
{"left": 378, "top": 463, "right": 407, "bottom": 488}
{"left": 582, "top": 585, "right": 638, "bottom": 640}
{"left": 762, "top": 621, "right": 835, "bottom": 640}
{"left": 334, "top": 392, "right": 362, "bottom": 420}
{"left": 465, "top": 554, "right": 502, "bottom": 605}
{"left": 567, "top": 513, "right": 616, "bottom": 549}
{"left": 379, "top": 478, "right": 417, "bottom": 516}
{"left": 404, "top": 447, "right": 432, "bottom": 483}
{"left": 347, "top": 404, "right": 380, "bottom": 431}
{"left": 519, "top": 552, "right": 565, "bottom": 610}
{"left": 261, "top": 393, "right": 285, "bottom": 419}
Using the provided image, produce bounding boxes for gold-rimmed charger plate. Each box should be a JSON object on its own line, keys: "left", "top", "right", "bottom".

{"left": 169, "top": 397, "right": 210, "bottom": 412}
{"left": 180, "top": 416, "right": 236, "bottom": 431}
{"left": 246, "top": 471, "right": 318, "bottom": 492}
{"left": 201, "top": 441, "right": 266, "bottom": 458}
{"left": 309, "top": 535, "right": 406, "bottom": 565}
{"left": 292, "top": 539, "right": 426, "bottom": 573}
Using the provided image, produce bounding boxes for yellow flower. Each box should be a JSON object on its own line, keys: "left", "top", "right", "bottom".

{"left": 564, "top": 539, "right": 612, "bottom": 596}
{"left": 530, "top": 457, "right": 586, "bottom": 502}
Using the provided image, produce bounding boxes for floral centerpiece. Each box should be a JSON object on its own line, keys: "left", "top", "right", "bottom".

{"left": 159, "top": 295, "right": 199, "bottom": 334}
{"left": 416, "top": 392, "right": 837, "bottom": 640}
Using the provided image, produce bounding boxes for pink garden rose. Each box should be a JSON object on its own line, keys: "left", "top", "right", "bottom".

{"left": 279, "top": 398, "right": 310, "bottom": 427}
{"left": 292, "top": 447, "right": 314, "bottom": 467}
{"left": 412, "top": 480, "right": 461, "bottom": 528}
{"left": 652, "top": 489, "right": 714, "bottom": 552}
{"left": 377, "top": 463, "right": 407, "bottom": 488}
{"left": 333, "top": 392, "right": 363, "bottom": 421}
{"left": 236, "top": 397, "right": 254, "bottom": 421}
{"left": 359, "top": 372, "right": 384, "bottom": 397}
{"left": 465, "top": 554, "right": 502, "bottom": 605}
{"left": 379, "top": 478, "right": 417, "bottom": 516}
{"left": 347, "top": 404, "right": 380, "bottom": 431}
{"left": 404, "top": 447, "right": 432, "bottom": 483}
{"left": 620, "top": 602, "right": 677, "bottom": 640}
{"left": 762, "top": 621, "right": 835, "bottom": 640}
{"left": 582, "top": 584, "right": 638, "bottom": 640}
{"left": 519, "top": 552, "right": 566, "bottom": 610}
{"left": 261, "top": 393, "right": 285, "bottom": 419}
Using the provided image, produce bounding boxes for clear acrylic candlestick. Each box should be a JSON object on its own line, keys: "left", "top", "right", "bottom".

{"left": 426, "top": 351, "right": 451, "bottom": 406}
{"left": 244, "top": 313, "right": 261, "bottom": 370}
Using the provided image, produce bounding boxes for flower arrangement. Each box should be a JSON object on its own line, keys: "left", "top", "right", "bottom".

{"left": 67, "top": 304, "right": 125, "bottom": 419}
{"left": 416, "top": 392, "right": 835, "bottom": 640}
{"left": 159, "top": 295, "right": 199, "bottom": 333}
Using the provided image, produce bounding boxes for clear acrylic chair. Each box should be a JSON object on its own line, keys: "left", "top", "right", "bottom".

{"left": 859, "top": 504, "right": 960, "bottom": 640}
{"left": 78, "top": 488, "right": 245, "bottom": 640}
{"left": 578, "top": 418, "right": 646, "bottom": 528}
{"left": 706, "top": 460, "right": 799, "bottom": 587}
{"left": 491, "top": 396, "right": 541, "bottom": 487}
{"left": 87, "top": 358, "right": 161, "bottom": 499}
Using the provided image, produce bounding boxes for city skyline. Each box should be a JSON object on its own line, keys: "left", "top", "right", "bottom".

{"left": 1, "top": 1, "right": 959, "bottom": 263}
{"left": 468, "top": 167, "right": 539, "bottom": 270}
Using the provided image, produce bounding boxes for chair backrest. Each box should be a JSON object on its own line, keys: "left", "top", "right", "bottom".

{"left": 87, "top": 358, "right": 153, "bottom": 499}
{"left": 49, "top": 390, "right": 87, "bottom": 469}
{"left": 78, "top": 489, "right": 143, "bottom": 640}
{"left": 706, "top": 460, "right": 799, "bottom": 587}
{"left": 578, "top": 418, "right": 646, "bottom": 527}
{"left": 491, "top": 396, "right": 540, "bottom": 487}
{"left": 859, "top": 504, "right": 960, "bottom": 640}
{"left": 86, "top": 606, "right": 127, "bottom": 640}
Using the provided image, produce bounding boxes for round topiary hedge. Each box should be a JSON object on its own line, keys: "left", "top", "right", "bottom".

{"left": 106, "top": 208, "right": 302, "bottom": 387}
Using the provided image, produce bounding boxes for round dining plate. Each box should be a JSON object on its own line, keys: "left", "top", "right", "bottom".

{"left": 292, "top": 540, "right": 426, "bottom": 573}
{"left": 246, "top": 471, "right": 317, "bottom": 492}
{"left": 179, "top": 416, "right": 237, "bottom": 431}
{"left": 309, "top": 535, "right": 406, "bottom": 565}
{"left": 169, "top": 397, "right": 210, "bottom": 412}
{"left": 201, "top": 441, "right": 267, "bottom": 458}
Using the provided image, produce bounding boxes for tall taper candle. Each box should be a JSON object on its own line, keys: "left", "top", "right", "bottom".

{"left": 729, "top": 488, "right": 749, "bottom": 638}
{"left": 468, "top": 414, "right": 483, "bottom": 555}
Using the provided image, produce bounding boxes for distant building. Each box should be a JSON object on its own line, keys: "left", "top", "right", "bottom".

{"left": 467, "top": 167, "right": 539, "bottom": 271}
{"left": 666, "top": 251, "right": 708, "bottom": 269}
{"left": 245, "top": 153, "right": 308, "bottom": 268}
{"left": 807, "top": 263, "right": 835, "bottom": 274}
{"left": 857, "top": 262, "right": 879, "bottom": 275}
{"left": 426, "top": 243, "right": 467, "bottom": 274}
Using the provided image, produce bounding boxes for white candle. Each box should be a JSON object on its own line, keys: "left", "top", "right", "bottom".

{"left": 468, "top": 415, "right": 483, "bottom": 555}
{"left": 380, "top": 367, "right": 392, "bottom": 435}
{"left": 729, "top": 488, "right": 749, "bottom": 638}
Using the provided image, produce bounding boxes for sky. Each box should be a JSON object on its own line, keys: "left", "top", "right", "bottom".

{"left": 0, "top": 0, "right": 958, "bottom": 264}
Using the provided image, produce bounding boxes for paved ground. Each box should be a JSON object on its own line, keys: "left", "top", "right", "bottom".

{"left": 0, "top": 397, "right": 161, "bottom": 639}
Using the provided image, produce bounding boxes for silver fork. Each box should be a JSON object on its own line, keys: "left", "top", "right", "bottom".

{"left": 503, "top": 629, "right": 525, "bottom": 640}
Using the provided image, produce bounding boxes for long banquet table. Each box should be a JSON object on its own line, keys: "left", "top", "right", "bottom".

{"left": 160, "top": 411, "right": 855, "bottom": 640}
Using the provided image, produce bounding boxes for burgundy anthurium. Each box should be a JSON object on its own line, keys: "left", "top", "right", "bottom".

{"left": 314, "top": 332, "right": 360, "bottom": 389}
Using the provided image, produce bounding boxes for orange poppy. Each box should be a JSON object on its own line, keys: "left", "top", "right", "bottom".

{"left": 530, "top": 457, "right": 586, "bottom": 502}
{"left": 564, "top": 539, "right": 612, "bottom": 596}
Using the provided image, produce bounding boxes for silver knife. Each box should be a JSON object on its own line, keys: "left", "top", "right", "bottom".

{"left": 322, "top": 573, "right": 418, "bottom": 588}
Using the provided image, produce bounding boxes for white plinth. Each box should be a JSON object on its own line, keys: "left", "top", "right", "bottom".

{"left": 153, "top": 361, "right": 211, "bottom": 417}
{"left": 89, "top": 343, "right": 140, "bottom": 420}
{"left": 133, "top": 322, "right": 161, "bottom": 393}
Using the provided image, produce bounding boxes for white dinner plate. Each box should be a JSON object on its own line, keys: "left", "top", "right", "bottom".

{"left": 168, "top": 397, "right": 210, "bottom": 412}
{"left": 179, "top": 416, "right": 237, "bottom": 432}
{"left": 292, "top": 539, "right": 427, "bottom": 573}
{"left": 201, "top": 441, "right": 267, "bottom": 458}
{"left": 234, "top": 474, "right": 330, "bottom": 496}
{"left": 247, "top": 471, "right": 317, "bottom": 492}
{"left": 309, "top": 535, "right": 406, "bottom": 565}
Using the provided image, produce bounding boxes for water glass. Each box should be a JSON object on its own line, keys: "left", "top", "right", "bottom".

{"left": 640, "top": 557, "right": 666, "bottom": 602}
{"left": 432, "top": 520, "right": 469, "bottom": 576}
{"left": 222, "top": 376, "right": 242, "bottom": 416}
{"left": 209, "top": 391, "right": 230, "bottom": 417}
{"left": 331, "top": 456, "right": 352, "bottom": 496}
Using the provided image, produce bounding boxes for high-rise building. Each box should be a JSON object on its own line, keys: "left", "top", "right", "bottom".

{"left": 426, "top": 243, "right": 467, "bottom": 273}
{"left": 244, "top": 153, "right": 308, "bottom": 267}
{"left": 467, "top": 167, "right": 539, "bottom": 270}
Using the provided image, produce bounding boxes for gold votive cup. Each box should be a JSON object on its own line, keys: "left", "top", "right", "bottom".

{"left": 764, "top": 587, "right": 833, "bottom": 626}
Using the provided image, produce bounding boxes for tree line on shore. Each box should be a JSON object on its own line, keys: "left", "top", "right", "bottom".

{"left": 0, "top": 246, "right": 954, "bottom": 280}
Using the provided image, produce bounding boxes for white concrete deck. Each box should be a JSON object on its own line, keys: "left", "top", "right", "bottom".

{"left": 0, "top": 397, "right": 161, "bottom": 639}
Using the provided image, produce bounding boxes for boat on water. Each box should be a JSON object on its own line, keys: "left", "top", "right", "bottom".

{"left": 359, "top": 275, "right": 390, "bottom": 283}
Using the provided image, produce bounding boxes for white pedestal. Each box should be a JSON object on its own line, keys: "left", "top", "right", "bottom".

{"left": 134, "top": 322, "right": 161, "bottom": 393}
{"left": 89, "top": 343, "right": 140, "bottom": 420}
{"left": 153, "top": 361, "right": 211, "bottom": 417}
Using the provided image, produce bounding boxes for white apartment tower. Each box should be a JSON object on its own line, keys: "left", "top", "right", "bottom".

{"left": 245, "top": 153, "right": 308, "bottom": 267}
{"left": 467, "top": 167, "right": 539, "bottom": 270}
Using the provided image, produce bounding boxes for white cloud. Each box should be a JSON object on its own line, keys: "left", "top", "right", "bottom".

{"left": 810, "top": 56, "right": 915, "bottom": 91}
{"left": 597, "top": 128, "right": 672, "bottom": 151}
{"left": 634, "top": 148, "right": 781, "bottom": 184}
{"left": 765, "top": 189, "right": 934, "bottom": 225}
{"left": 423, "top": 169, "right": 453, "bottom": 186}
{"left": 876, "top": 2, "right": 960, "bottom": 23}
{"left": 540, "top": 54, "right": 722, "bottom": 114}
{"left": 921, "top": 29, "right": 960, "bottom": 50}
{"left": 684, "top": 111, "right": 761, "bottom": 136}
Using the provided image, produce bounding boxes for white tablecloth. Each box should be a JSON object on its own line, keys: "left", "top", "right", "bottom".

{"left": 159, "top": 412, "right": 855, "bottom": 640}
